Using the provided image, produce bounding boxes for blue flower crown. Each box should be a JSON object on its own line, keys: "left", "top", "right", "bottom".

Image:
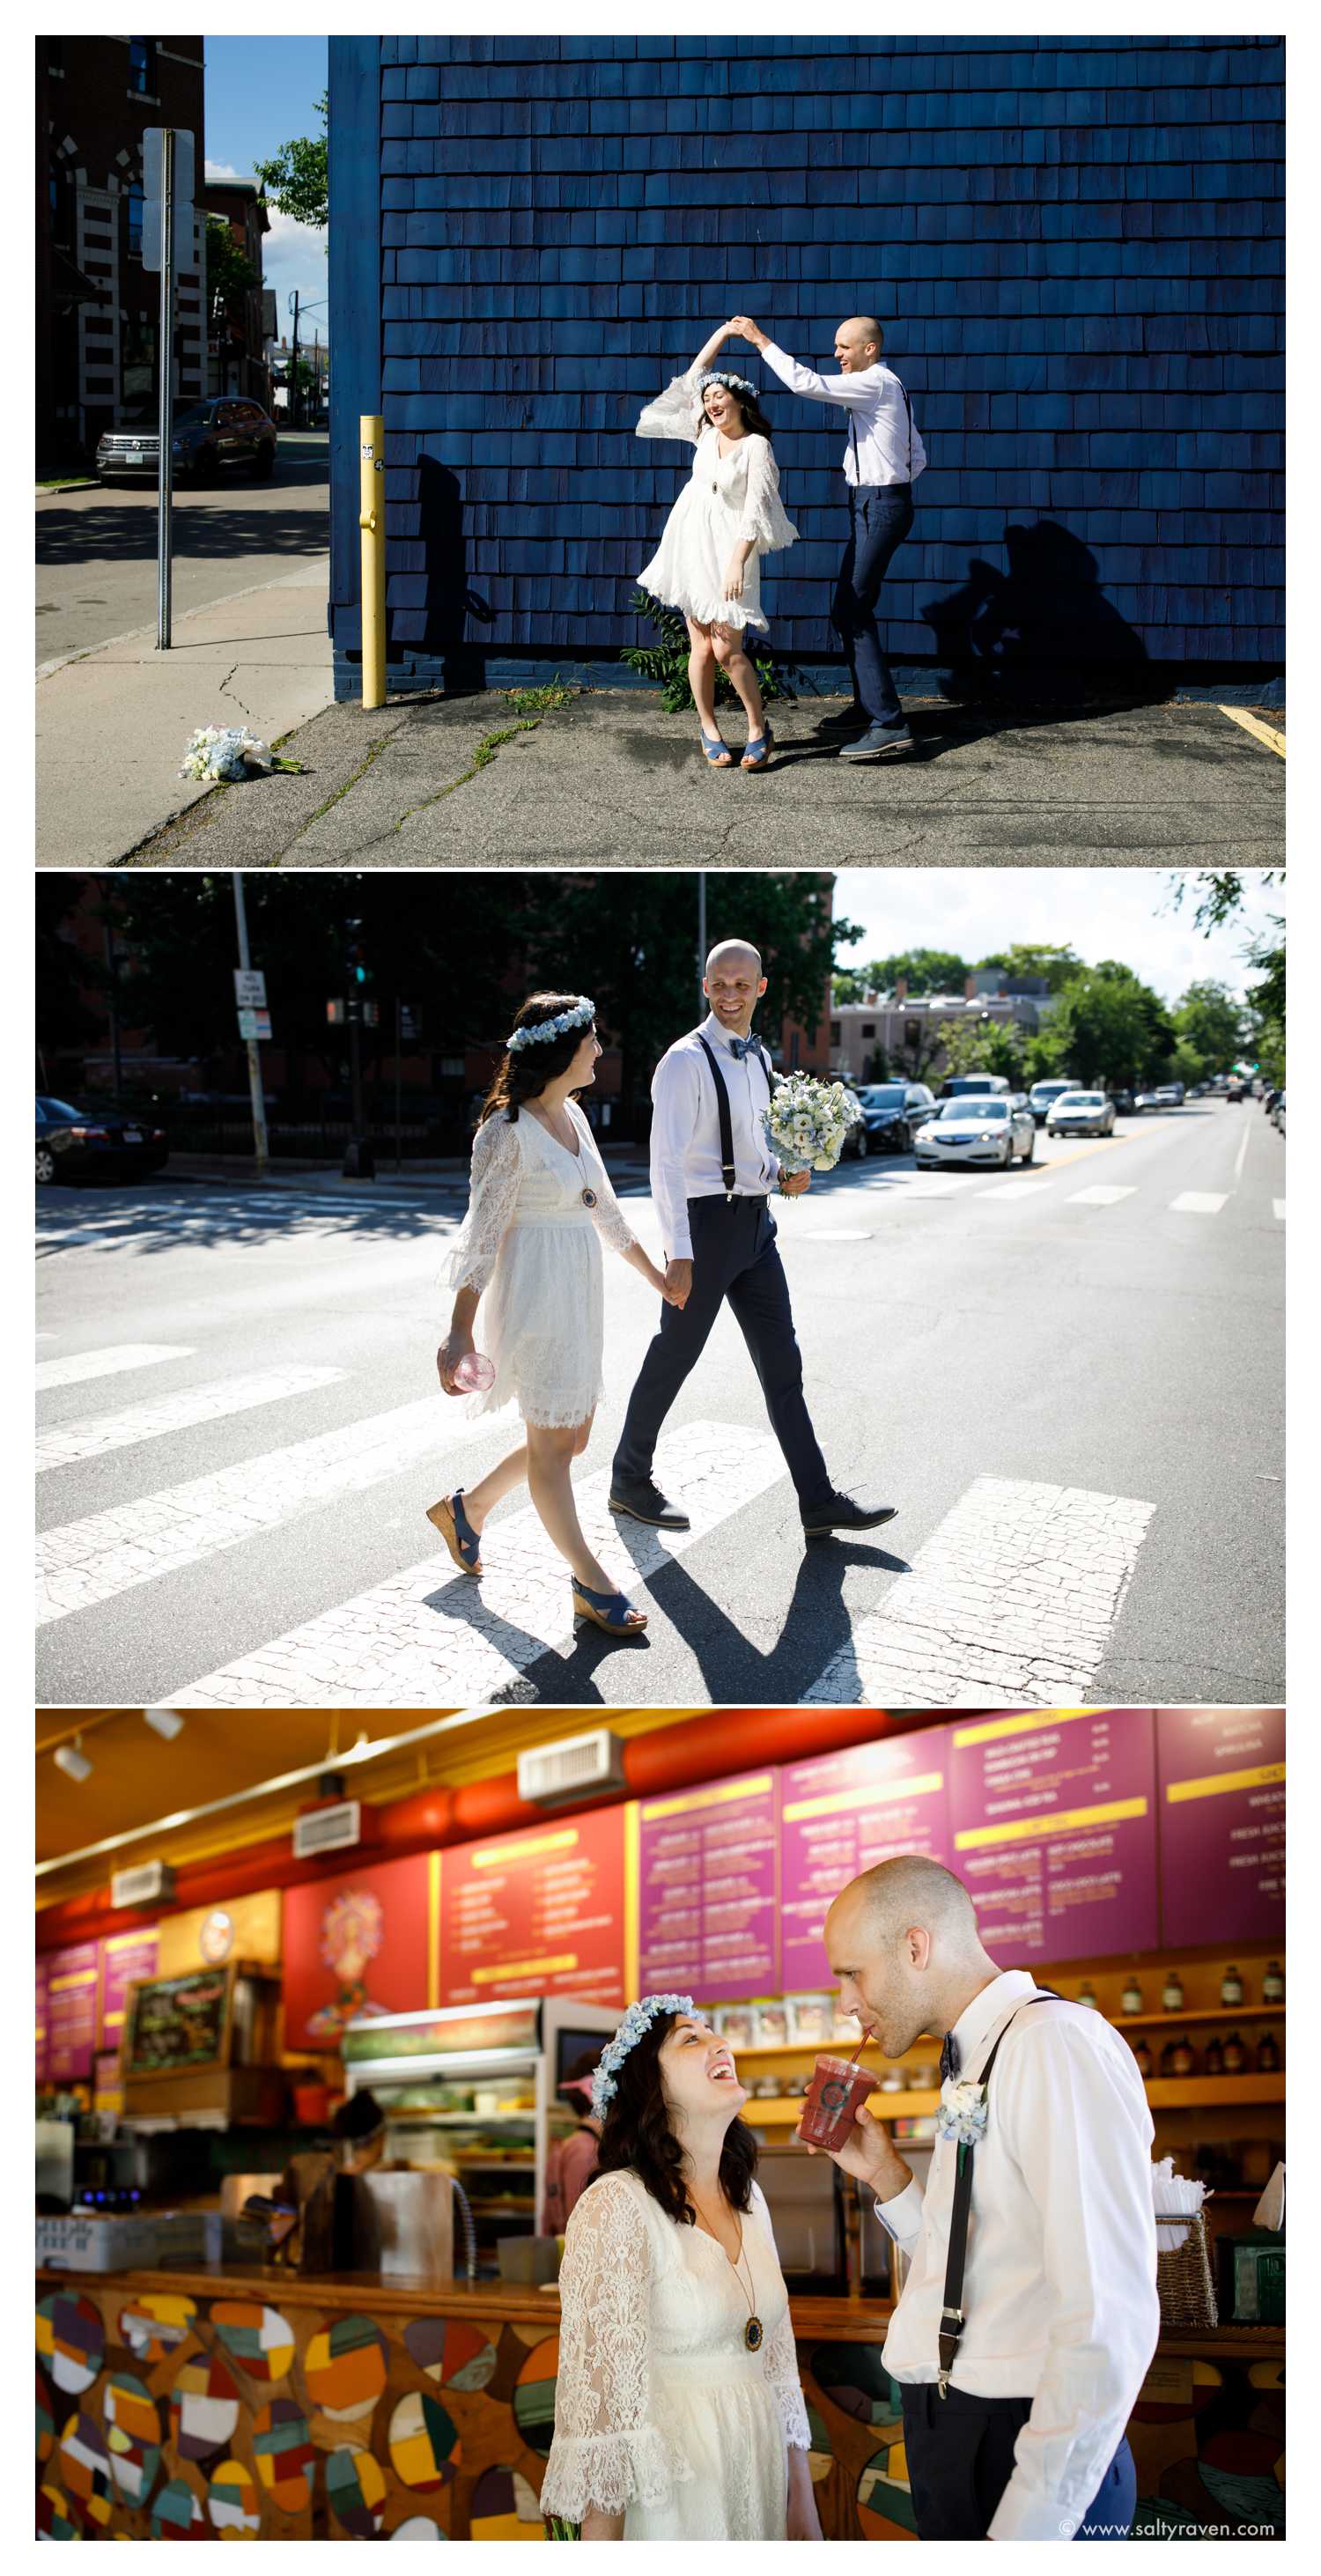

{"left": 506, "top": 995, "right": 595, "bottom": 1053}
{"left": 590, "top": 1993, "right": 695, "bottom": 2118}
{"left": 698, "top": 368, "right": 758, "bottom": 403}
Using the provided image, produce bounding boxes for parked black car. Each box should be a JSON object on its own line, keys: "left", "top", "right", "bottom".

{"left": 97, "top": 398, "right": 277, "bottom": 483}
{"left": 36, "top": 1096, "right": 170, "bottom": 1184}
{"left": 851, "top": 1081, "right": 937, "bottom": 1155}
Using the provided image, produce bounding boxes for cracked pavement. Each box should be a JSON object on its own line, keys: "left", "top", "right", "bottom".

{"left": 122, "top": 683, "right": 1285, "bottom": 868}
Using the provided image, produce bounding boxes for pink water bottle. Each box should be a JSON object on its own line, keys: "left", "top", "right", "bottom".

{"left": 452, "top": 1349, "right": 495, "bottom": 1393}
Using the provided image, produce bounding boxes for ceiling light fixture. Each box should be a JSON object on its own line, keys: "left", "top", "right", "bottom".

{"left": 54, "top": 1739, "right": 93, "bottom": 1783}
{"left": 144, "top": 1709, "right": 185, "bottom": 1741}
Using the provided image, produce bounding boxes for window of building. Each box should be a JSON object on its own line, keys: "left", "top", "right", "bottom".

{"left": 862, "top": 1022, "right": 875, "bottom": 1037}
{"left": 830, "top": 1021, "right": 841, "bottom": 1045}
{"left": 48, "top": 166, "right": 71, "bottom": 248}
{"left": 128, "top": 38, "right": 157, "bottom": 95}
{"left": 126, "top": 184, "right": 144, "bottom": 259}
{"left": 122, "top": 315, "right": 157, "bottom": 409}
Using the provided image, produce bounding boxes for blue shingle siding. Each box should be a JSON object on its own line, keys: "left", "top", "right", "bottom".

{"left": 328, "top": 33, "right": 1283, "bottom": 696}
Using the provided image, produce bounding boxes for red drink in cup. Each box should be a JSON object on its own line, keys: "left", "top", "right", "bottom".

{"left": 799, "top": 2052, "right": 875, "bottom": 2149}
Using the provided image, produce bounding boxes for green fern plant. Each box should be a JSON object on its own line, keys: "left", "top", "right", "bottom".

{"left": 620, "top": 590, "right": 797, "bottom": 715}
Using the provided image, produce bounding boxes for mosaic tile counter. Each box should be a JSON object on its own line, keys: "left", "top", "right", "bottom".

{"left": 35, "top": 2270, "right": 1283, "bottom": 2540}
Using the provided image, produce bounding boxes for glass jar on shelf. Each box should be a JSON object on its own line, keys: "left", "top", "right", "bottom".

{"left": 1121, "top": 1975, "right": 1144, "bottom": 2016}
{"left": 1203, "top": 2035, "right": 1225, "bottom": 2078}
{"left": 1170, "top": 2033, "right": 1198, "bottom": 2078}
{"left": 1077, "top": 1980, "right": 1098, "bottom": 2010}
{"left": 1158, "top": 2040, "right": 1178, "bottom": 2078}
{"left": 1222, "top": 2031, "right": 1248, "bottom": 2075}
{"left": 1162, "top": 1968, "right": 1184, "bottom": 2011}
{"left": 1130, "top": 2037, "right": 1154, "bottom": 2078}
{"left": 1262, "top": 1961, "right": 1284, "bottom": 2005}
{"left": 1256, "top": 2032, "right": 1281, "bottom": 2075}
{"left": 1221, "top": 1965, "right": 1244, "bottom": 2008}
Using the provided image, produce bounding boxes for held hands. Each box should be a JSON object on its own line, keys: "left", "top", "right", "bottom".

{"left": 795, "top": 2102, "right": 913, "bottom": 2204}
{"left": 436, "top": 1329, "right": 474, "bottom": 1396}
{"left": 729, "top": 314, "right": 769, "bottom": 351}
{"left": 779, "top": 1170, "right": 811, "bottom": 1197}
{"left": 663, "top": 1257, "right": 694, "bottom": 1310}
{"left": 649, "top": 1258, "right": 686, "bottom": 1306}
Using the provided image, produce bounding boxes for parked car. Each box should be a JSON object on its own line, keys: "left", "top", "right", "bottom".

{"left": 914, "top": 1095, "right": 1035, "bottom": 1170}
{"left": 36, "top": 1096, "right": 170, "bottom": 1184}
{"left": 1111, "top": 1089, "right": 1135, "bottom": 1115}
{"left": 1045, "top": 1089, "right": 1117, "bottom": 1138}
{"left": 1027, "top": 1079, "right": 1076, "bottom": 1126}
{"left": 939, "top": 1073, "right": 1011, "bottom": 1100}
{"left": 850, "top": 1081, "right": 936, "bottom": 1155}
{"left": 1226, "top": 1077, "right": 1246, "bottom": 1102}
{"left": 1133, "top": 1089, "right": 1161, "bottom": 1111}
{"left": 1270, "top": 1091, "right": 1286, "bottom": 1135}
{"left": 1155, "top": 1081, "right": 1185, "bottom": 1107}
{"left": 1262, "top": 1087, "right": 1281, "bottom": 1117}
{"left": 97, "top": 397, "right": 277, "bottom": 483}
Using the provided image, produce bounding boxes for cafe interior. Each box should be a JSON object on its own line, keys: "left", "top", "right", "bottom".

{"left": 36, "top": 1701, "right": 1284, "bottom": 2541}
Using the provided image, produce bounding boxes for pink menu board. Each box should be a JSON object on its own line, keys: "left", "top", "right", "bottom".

{"left": 440, "top": 1808, "right": 626, "bottom": 2008}
{"left": 637, "top": 1768, "right": 779, "bottom": 2002}
{"left": 949, "top": 1708, "right": 1159, "bottom": 1962}
{"left": 1157, "top": 1706, "right": 1285, "bottom": 1947}
{"left": 780, "top": 1732, "right": 955, "bottom": 1991}
{"left": 35, "top": 1955, "right": 49, "bottom": 2085}
{"left": 99, "top": 1928, "right": 160, "bottom": 2047}
{"left": 44, "top": 1940, "right": 101, "bottom": 2084}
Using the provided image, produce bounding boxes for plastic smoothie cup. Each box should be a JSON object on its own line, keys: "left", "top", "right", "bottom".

{"left": 799, "top": 2051, "right": 875, "bottom": 2148}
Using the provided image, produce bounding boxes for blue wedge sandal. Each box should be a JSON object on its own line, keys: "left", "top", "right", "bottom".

{"left": 700, "top": 728, "right": 734, "bottom": 766}
{"left": 741, "top": 721, "right": 774, "bottom": 771}
{"left": 426, "top": 1488, "right": 483, "bottom": 1576}
{"left": 571, "top": 1576, "right": 647, "bottom": 1635}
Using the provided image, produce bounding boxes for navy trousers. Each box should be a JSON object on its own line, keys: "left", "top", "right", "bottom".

{"left": 832, "top": 482, "right": 916, "bottom": 724}
{"left": 611, "top": 1195, "right": 831, "bottom": 1513}
{"left": 900, "top": 2386, "right": 1138, "bottom": 2541}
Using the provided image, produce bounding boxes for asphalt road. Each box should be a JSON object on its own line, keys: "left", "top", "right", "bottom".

{"left": 35, "top": 433, "right": 329, "bottom": 668}
{"left": 36, "top": 1098, "right": 1283, "bottom": 1711}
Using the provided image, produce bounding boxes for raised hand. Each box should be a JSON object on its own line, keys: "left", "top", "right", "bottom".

{"left": 730, "top": 314, "right": 769, "bottom": 350}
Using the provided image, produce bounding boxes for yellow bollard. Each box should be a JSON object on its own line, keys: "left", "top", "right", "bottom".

{"left": 358, "top": 413, "right": 387, "bottom": 712}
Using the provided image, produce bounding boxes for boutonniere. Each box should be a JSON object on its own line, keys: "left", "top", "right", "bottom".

{"left": 937, "top": 2078, "right": 989, "bottom": 2145}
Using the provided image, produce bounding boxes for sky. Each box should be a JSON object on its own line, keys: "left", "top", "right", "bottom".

{"left": 830, "top": 869, "right": 1281, "bottom": 1006}
{"left": 203, "top": 36, "right": 328, "bottom": 349}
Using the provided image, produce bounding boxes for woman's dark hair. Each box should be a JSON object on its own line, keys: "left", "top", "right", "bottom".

{"left": 477, "top": 993, "right": 597, "bottom": 1126}
{"left": 702, "top": 381, "right": 776, "bottom": 444}
{"left": 590, "top": 2008, "right": 756, "bottom": 2225}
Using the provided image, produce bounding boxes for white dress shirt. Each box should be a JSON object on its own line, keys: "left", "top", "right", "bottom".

{"left": 649, "top": 1013, "right": 779, "bottom": 1261}
{"left": 760, "top": 343, "right": 927, "bottom": 488}
{"left": 875, "top": 1969, "right": 1159, "bottom": 2543}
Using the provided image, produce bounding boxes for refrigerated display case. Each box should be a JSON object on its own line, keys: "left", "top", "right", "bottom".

{"left": 340, "top": 1997, "right": 615, "bottom": 2270}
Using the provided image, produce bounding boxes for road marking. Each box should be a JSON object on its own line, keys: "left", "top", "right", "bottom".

{"left": 905, "top": 1176, "right": 963, "bottom": 1196}
{"left": 36, "top": 1365, "right": 347, "bottom": 1473}
{"left": 803, "top": 1228, "right": 873, "bottom": 1242}
{"left": 975, "top": 1177, "right": 1041, "bottom": 1201}
{"left": 1170, "top": 1192, "right": 1229, "bottom": 1214}
{"left": 1217, "top": 704, "right": 1286, "bottom": 759}
{"left": 1273, "top": 1199, "right": 1285, "bottom": 1222}
{"left": 35, "top": 1397, "right": 491, "bottom": 1628}
{"left": 165, "top": 1423, "right": 787, "bottom": 1708}
{"left": 803, "top": 1474, "right": 1155, "bottom": 1709}
{"left": 1069, "top": 1186, "right": 1137, "bottom": 1208}
{"left": 1234, "top": 1119, "right": 1251, "bottom": 1182}
{"left": 35, "top": 1343, "right": 193, "bottom": 1392}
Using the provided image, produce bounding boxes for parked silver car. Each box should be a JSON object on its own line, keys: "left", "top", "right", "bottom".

{"left": 1045, "top": 1090, "right": 1117, "bottom": 1138}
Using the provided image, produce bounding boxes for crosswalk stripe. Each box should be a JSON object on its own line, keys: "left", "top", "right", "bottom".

{"left": 36, "top": 1366, "right": 347, "bottom": 1473}
{"left": 904, "top": 1176, "right": 963, "bottom": 1196}
{"left": 1069, "top": 1185, "right": 1137, "bottom": 1207}
{"left": 36, "top": 1396, "right": 491, "bottom": 1628}
{"left": 802, "top": 1474, "right": 1155, "bottom": 1709}
{"left": 167, "top": 1422, "right": 787, "bottom": 1709}
{"left": 1170, "top": 1192, "right": 1229, "bottom": 1214}
{"left": 1274, "top": 1199, "right": 1286, "bottom": 1222}
{"left": 35, "top": 1343, "right": 193, "bottom": 1392}
{"left": 975, "top": 1178, "right": 1040, "bottom": 1201}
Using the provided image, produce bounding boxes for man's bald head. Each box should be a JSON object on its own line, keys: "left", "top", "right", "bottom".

{"left": 839, "top": 1856, "right": 979, "bottom": 1953}
{"left": 705, "top": 937, "right": 763, "bottom": 979}
{"left": 824, "top": 1855, "right": 993, "bottom": 2057}
{"left": 835, "top": 316, "right": 884, "bottom": 373}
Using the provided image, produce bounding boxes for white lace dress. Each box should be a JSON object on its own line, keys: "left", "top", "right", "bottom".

{"left": 636, "top": 367, "right": 799, "bottom": 632}
{"left": 446, "top": 1105, "right": 636, "bottom": 1429}
{"left": 539, "top": 2171, "right": 811, "bottom": 2539}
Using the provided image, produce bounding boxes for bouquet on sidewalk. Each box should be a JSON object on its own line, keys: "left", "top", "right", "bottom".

{"left": 763, "top": 1073, "right": 862, "bottom": 1177}
{"left": 179, "top": 725, "right": 304, "bottom": 783}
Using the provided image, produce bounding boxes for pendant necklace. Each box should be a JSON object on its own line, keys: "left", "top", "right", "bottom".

{"left": 697, "top": 2201, "right": 764, "bottom": 2352}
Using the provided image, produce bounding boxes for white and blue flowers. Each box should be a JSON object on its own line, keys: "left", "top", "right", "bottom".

{"left": 936, "top": 2077, "right": 991, "bottom": 2146}
{"left": 764, "top": 1074, "right": 862, "bottom": 1176}
{"left": 178, "top": 726, "right": 304, "bottom": 784}
{"left": 590, "top": 1992, "right": 695, "bottom": 2118}
{"left": 506, "top": 996, "right": 596, "bottom": 1054}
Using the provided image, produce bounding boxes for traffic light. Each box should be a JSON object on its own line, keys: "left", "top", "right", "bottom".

{"left": 344, "top": 919, "right": 373, "bottom": 992}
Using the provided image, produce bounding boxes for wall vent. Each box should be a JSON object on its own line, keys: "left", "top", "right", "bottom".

{"left": 292, "top": 1800, "right": 362, "bottom": 1860}
{"left": 517, "top": 1730, "right": 627, "bottom": 1806}
{"left": 110, "top": 1860, "right": 175, "bottom": 1910}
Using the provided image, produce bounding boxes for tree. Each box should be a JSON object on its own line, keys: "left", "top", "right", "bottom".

{"left": 254, "top": 92, "right": 328, "bottom": 233}
{"left": 204, "top": 215, "right": 258, "bottom": 336}
{"left": 975, "top": 943, "right": 1081, "bottom": 995}
{"left": 937, "top": 1015, "right": 1028, "bottom": 1087}
{"left": 1171, "top": 981, "right": 1245, "bottom": 1082}
{"left": 860, "top": 948, "right": 970, "bottom": 996}
{"left": 1030, "top": 961, "right": 1174, "bottom": 1091}
{"left": 1164, "top": 870, "right": 1285, "bottom": 1083}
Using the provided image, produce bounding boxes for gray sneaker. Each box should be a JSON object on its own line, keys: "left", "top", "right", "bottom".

{"left": 838, "top": 721, "right": 915, "bottom": 762}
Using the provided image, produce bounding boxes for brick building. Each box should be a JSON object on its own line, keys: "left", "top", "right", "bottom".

{"left": 829, "top": 976, "right": 1055, "bottom": 1086}
{"left": 199, "top": 177, "right": 271, "bottom": 409}
{"left": 37, "top": 33, "right": 207, "bottom": 465}
{"left": 327, "top": 33, "right": 1283, "bottom": 704}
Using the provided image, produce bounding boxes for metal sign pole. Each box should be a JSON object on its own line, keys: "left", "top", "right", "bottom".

{"left": 232, "top": 874, "right": 269, "bottom": 1177}
{"left": 156, "top": 127, "right": 176, "bottom": 650}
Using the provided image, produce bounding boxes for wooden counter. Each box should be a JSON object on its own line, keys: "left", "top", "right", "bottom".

{"left": 35, "top": 2264, "right": 1283, "bottom": 2541}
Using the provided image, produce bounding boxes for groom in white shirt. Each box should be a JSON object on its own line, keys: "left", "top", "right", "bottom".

{"left": 609, "top": 939, "right": 897, "bottom": 1542}
{"left": 803, "top": 1855, "right": 1159, "bottom": 2542}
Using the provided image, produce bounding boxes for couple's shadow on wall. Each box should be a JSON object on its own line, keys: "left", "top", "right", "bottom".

{"left": 400, "top": 457, "right": 492, "bottom": 683}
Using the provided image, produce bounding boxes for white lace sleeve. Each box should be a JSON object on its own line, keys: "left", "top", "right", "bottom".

{"left": 751, "top": 2185, "right": 812, "bottom": 2449}
{"left": 540, "top": 2175, "right": 695, "bottom": 2521}
{"left": 576, "top": 1114, "right": 637, "bottom": 1258}
{"left": 736, "top": 437, "right": 800, "bottom": 555}
{"left": 445, "top": 1114, "right": 523, "bottom": 1298}
{"left": 636, "top": 366, "right": 705, "bottom": 445}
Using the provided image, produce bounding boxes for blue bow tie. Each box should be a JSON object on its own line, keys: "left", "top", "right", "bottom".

{"left": 730, "top": 1035, "right": 760, "bottom": 1060}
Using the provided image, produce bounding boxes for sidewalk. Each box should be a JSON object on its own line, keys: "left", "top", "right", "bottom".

{"left": 36, "top": 559, "right": 335, "bottom": 864}
{"left": 119, "top": 1148, "right": 652, "bottom": 1192}
{"left": 122, "top": 679, "right": 1286, "bottom": 868}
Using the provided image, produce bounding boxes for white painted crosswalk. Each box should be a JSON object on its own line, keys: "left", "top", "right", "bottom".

{"left": 803, "top": 1475, "right": 1155, "bottom": 1709}
{"left": 35, "top": 1343, "right": 193, "bottom": 1392}
{"left": 36, "top": 1365, "right": 347, "bottom": 1473}
{"left": 1069, "top": 1186, "right": 1136, "bottom": 1208}
{"left": 1170, "top": 1192, "right": 1229, "bottom": 1215}
{"left": 1274, "top": 1199, "right": 1286, "bottom": 1222}
{"left": 166, "top": 1423, "right": 787, "bottom": 1708}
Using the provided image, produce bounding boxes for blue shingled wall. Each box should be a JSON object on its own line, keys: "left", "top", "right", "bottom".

{"left": 328, "top": 34, "right": 1284, "bottom": 700}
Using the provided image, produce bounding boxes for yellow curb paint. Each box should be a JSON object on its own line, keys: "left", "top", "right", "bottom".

{"left": 1217, "top": 705, "right": 1286, "bottom": 758}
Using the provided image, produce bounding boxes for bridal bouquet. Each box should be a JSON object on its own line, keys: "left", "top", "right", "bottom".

{"left": 179, "top": 725, "right": 304, "bottom": 783}
{"left": 764, "top": 1074, "right": 862, "bottom": 1176}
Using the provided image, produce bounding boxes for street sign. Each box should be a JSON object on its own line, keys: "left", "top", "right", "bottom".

{"left": 141, "top": 127, "right": 196, "bottom": 272}
{"left": 237, "top": 1008, "right": 271, "bottom": 1042}
{"left": 233, "top": 969, "right": 268, "bottom": 1008}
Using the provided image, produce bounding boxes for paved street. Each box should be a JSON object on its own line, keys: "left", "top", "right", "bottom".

{"left": 36, "top": 433, "right": 329, "bottom": 670}
{"left": 36, "top": 1098, "right": 1283, "bottom": 1711}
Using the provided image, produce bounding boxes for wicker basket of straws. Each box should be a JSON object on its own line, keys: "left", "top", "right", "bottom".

{"left": 1155, "top": 2195, "right": 1218, "bottom": 2329}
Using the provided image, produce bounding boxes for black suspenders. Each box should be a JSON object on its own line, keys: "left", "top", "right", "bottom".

{"left": 938, "top": 1990, "right": 1059, "bottom": 2396}
{"left": 696, "top": 1032, "right": 770, "bottom": 1201}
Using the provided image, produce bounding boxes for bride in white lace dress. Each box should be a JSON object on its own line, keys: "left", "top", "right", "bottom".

{"left": 432, "top": 993, "right": 677, "bottom": 1637}
{"left": 636, "top": 322, "right": 799, "bottom": 771}
{"left": 540, "top": 1998, "right": 823, "bottom": 2542}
